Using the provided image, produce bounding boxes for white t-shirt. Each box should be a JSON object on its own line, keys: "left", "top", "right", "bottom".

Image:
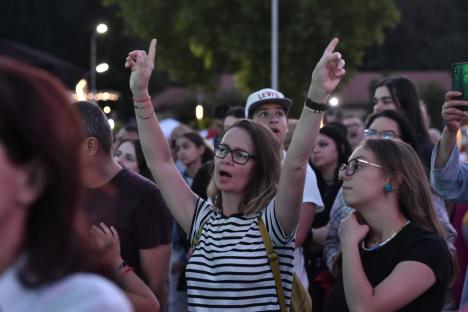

{"left": 282, "top": 150, "right": 324, "bottom": 211}
{"left": 0, "top": 261, "right": 132, "bottom": 312}
{"left": 282, "top": 151, "right": 324, "bottom": 289}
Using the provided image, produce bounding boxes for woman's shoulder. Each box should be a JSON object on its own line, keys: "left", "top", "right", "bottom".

{"left": 47, "top": 273, "right": 132, "bottom": 311}
{"left": 0, "top": 269, "right": 132, "bottom": 312}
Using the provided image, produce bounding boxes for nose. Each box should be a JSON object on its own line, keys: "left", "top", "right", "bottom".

{"left": 115, "top": 156, "right": 124, "bottom": 167}
{"left": 373, "top": 102, "right": 383, "bottom": 113}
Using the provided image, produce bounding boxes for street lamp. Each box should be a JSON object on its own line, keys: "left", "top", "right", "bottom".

{"left": 90, "top": 23, "right": 108, "bottom": 101}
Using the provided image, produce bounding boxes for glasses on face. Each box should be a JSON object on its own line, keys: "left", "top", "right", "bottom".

{"left": 214, "top": 144, "right": 256, "bottom": 165}
{"left": 339, "top": 158, "right": 383, "bottom": 177}
{"left": 364, "top": 129, "right": 399, "bottom": 139}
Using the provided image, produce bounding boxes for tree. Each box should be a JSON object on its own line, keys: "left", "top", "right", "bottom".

{"left": 104, "top": 0, "right": 399, "bottom": 116}
{"left": 361, "top": 0, "right": 468, "bottom": 71}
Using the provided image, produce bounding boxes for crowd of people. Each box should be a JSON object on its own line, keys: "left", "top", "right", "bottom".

{"left": 0, "top": 35, "right": 467, "bottom": 312}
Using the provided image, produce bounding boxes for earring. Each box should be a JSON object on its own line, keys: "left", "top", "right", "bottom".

{"left": 384, "top": 183, "right": 393, "bottom": 193}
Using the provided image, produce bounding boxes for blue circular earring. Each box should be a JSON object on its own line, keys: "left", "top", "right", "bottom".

{"left": 384, "top": 183, "right": 393, "bottom": 193}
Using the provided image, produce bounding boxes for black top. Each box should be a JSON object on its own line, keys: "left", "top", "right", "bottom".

{"left": 190, "top": 160, "right": 213, "bottom": 200}
{"left": 82, "top": 168, "right": 172, "bottom": 281}
{"left": 325, "top": 223, "right": 451, "bottom": 312}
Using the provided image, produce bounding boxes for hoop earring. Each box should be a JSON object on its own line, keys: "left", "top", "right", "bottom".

{"left": 384, "top": 183, "right": 393, "bottom": 193}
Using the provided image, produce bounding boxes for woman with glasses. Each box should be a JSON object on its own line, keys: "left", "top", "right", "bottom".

{"left": 324, "top": 110, "right": 456, "bottom": 273}
{"left": 125, "top": 38, "right": 345, "bottom": 311}
{"left": 325, "top": 139, "right": 456, "bottom": 311}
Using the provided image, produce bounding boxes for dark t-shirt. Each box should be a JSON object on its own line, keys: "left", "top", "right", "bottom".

{"left": 82, "top": 168, "right": 172, "bottom": 280}
{"left": 325, "top": 223, "right": 451, "bottom": 312}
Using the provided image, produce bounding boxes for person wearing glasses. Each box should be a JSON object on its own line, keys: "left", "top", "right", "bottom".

{"left": 125, "top": 38, "right": 345, "bottom": 310}
{"left": 324, "top": 110, "right": 456, "bottom": 273}
{"left": 325, "top": 138, "right": 456, "bottom": 311}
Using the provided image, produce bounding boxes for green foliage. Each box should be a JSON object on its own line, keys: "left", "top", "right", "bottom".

{"left": 104, "top": 0, "right": 399, "bottom": 116}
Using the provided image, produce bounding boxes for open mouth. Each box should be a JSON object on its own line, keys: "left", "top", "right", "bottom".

{"left": 270, "top": 128, "right": 280, "bottom": 134}
{"left": 219, "top": 170, "right": 232, "bottom": 178}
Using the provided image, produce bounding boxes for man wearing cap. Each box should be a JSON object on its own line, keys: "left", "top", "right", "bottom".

{"left": 245, "top": 88, "right": 324, "bottom": 290}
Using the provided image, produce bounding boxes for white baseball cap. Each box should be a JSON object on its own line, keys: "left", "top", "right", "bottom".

{"left": 244, "top": 88, "right": 293, "bottom": 118}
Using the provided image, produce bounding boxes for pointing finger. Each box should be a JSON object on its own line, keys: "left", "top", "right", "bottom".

{"left": 324, "top": 38, "right": 339, "bottom": 55}
{"left": 148, "top": 39, "right": 157, "bottom": 63}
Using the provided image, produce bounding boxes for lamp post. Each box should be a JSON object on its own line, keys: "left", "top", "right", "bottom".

{"left": 90, "top": 23, "right": 108, "bottom": 101}
{"left": 271, "top": 0, "right": 278, "bottom": 89}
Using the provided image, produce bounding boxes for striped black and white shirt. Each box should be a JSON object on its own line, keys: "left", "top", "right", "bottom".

{"left": 187, "top": 197, "right": 295, "bottom": 311}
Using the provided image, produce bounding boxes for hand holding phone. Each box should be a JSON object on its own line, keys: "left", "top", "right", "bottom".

{"left": 451, "top": 62, "right": 468, "bottom": 111}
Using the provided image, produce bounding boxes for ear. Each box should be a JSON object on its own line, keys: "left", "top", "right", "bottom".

{"left": 16, "top": 160, "right": 47, "bottom": 206}
{"left": 86, "top": 137, "right": 99, "bottom": 156}
{"left": 386, "top": 172, "right": 403, "bottom": 190}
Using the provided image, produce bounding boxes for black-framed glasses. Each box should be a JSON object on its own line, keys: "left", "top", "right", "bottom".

{"left": 214, "top": 144, "right": 256, "bottom": 165}
{"left": 364, "top": 129, "right": 399, "bottom": 139}
{"left": 339, "top": 158, "right": 383, "bottom": 177}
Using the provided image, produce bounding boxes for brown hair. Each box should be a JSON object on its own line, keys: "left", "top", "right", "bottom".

{"left": 178, "top": 132, "right": 214, "bottom": 163}
{"left": 0, "top": 57, "right": 115, "bottom": 287}
{"left": 207, "top": 119, "right": 281, "bottom": 215}
{"left": 362, "top": 138, "right": 457, "bottom": 284}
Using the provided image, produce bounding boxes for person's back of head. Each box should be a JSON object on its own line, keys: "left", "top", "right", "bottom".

{"left": 74, "top": 101, "right": 113, "bottom": 157}
{"left": 0, "top": 57, "right": 113, "bottom": 287}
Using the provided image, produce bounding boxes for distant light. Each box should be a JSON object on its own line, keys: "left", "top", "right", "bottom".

{"left": 103, "top": 106, "right": 111, "bottom": 114}
{"left": 96, "top": 23, "right": 108, "bottom": 34}
{"left": 88, "top": 91, "right": 120, "bottom": 101}
{"left": 108, "top": 118, "right": 115, "bottom": 130}
{"left": 195, "top": 105, "right": 204, "bottom": 120}
{"left": 96, "top": 63, "right": 109, "bottom": 73}
{"left": 75, "top": 79, "right": 88, "bottom": 101}
{"left": 329, "top": 97, "right": 339, "bottom": 107}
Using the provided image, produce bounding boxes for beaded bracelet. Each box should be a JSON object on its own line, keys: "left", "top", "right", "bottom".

{"left": 304, "top": 98, "right": 330, "bottom": 113}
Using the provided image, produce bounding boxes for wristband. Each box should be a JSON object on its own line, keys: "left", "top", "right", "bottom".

{"left": 133, "top": 96, "right": 152, "bottom": 103}
{"left": 304, "top": 98, "right": 330, "bottom": 113}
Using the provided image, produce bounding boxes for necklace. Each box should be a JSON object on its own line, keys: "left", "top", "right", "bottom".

{"left": 361, "top": 220, "right": 411, "bottom": 252}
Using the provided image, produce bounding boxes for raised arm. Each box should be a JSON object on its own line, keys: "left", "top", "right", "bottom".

{"left": 275, "top": 38, "right": 345, "bottom": 235}
{"left": 434, "top": 91, "right": 468, "bottom": 168}
{"left": 125, "top": 39, "right": 197, "bottom": 233}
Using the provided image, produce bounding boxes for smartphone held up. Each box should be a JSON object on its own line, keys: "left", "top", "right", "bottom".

{"left": 451, "top": 62, "right": 468, "bottom": 111}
